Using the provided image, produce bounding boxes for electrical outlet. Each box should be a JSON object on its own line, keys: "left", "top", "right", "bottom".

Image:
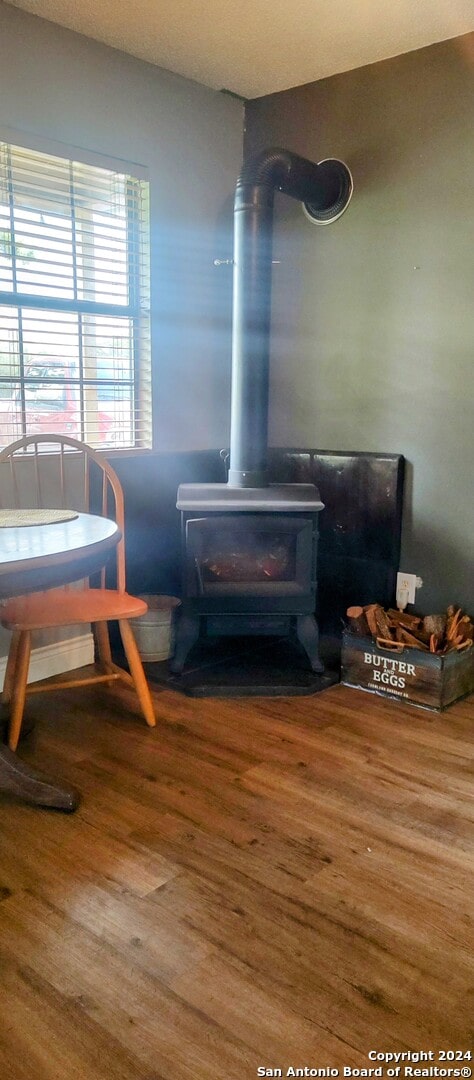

{"left": 396, "top": 572, "right": 422, "bottom": 605}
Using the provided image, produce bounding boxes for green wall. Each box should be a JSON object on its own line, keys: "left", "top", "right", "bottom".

{"left": 245, "top": 35, "right": 474, "bottom": 613}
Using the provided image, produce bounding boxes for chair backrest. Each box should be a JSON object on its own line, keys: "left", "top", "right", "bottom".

{"left": 0, "top": 433, "right": 126, "bottom": 592}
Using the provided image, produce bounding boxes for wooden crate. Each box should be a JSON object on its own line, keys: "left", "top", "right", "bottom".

{"left": 340, "top": 631, "right": 474, "bottom": 711}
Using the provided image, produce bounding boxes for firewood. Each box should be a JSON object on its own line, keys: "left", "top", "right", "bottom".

{"left": 458, "top": 615, "right": 474, "bottom": 641}
{"left": 444, "top": 609, "right": 474, "bottom": 645}
{"left": 350, "top": 600, "right": 473, "bottom": 657}
{"left": 375, "top": 636, "right": 404, "bottom": 652}
{"left": 402, "top": 624, "right": 431, "bottom": 646}
{"left": 429, "top": 634, "right": 439, "bottom": 653}
{"left": 397, "top": 627, "right": 429, "bottom": 651}
{"left": 446, "top": 607, "right": 463, "bottom": 641}
{"left": 387, "top": 609, "right": 422, "bottom": 630}
{"left": 443, "top": 633, "right": 467, "bottom": 652}
{"left": 363, "top": 605, "right": 380, "bottom": 638}
{"left": 362, "top": 603, "right": 394, "bottom": 641}
{"left": 346, "top": 606, "right": 370, "bottom": 637}
{"left": 374, "top": 606, "right": 394, "bottom": 641}
{"left": 423, "top": 614, "right": 447, "bottom": 639}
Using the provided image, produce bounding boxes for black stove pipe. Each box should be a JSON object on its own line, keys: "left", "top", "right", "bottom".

{"left": 228, "top": 148, "right": 353, "bottom": 489}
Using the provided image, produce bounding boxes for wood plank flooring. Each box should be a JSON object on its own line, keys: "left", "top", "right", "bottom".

{"left": 0, "top": 678, "right": 472, "bottom": 1079}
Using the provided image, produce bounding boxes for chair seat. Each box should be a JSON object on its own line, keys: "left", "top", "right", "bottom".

{"left": 1, "top": 588, "right": 148, "bottom": 631}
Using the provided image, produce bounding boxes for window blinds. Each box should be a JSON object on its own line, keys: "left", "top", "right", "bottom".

{"left": 0, "top": 141, "right": 151, "bottom": 450}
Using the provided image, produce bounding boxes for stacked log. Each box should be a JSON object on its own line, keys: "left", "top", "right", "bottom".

{"left": 346, "top": 604, "right": 473, "bottom": 654}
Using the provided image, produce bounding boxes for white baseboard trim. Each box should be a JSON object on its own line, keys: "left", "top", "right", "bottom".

{"left": 0, "top": 632, "right": 95, "bottom": 691}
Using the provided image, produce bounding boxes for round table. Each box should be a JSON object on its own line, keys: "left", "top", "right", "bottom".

{"left": 0, "top": 512, "right": 121, "bottom": 812}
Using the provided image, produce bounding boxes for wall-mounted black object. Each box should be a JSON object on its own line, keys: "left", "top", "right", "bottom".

{"left": 265, "top": 449, "right": 405, "bottom": 634}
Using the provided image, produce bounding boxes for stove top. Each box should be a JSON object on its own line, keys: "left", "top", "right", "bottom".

{"left": 176, "top": 482, "right": 324, "bottom": 513}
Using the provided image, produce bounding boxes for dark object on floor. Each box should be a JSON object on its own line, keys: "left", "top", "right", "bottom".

{"left": 146, "top": 635, "right": 340, "bottom": 698}
{"left": 0, "top": 743, "right": 80, "bottom": 811}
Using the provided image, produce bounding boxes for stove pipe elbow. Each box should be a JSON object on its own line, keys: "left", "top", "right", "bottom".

{"left": 237, "top": 147, "right": 353, "bottom": 224}
{"left": 228, "top": 148, "right": 353, "bottom": 489}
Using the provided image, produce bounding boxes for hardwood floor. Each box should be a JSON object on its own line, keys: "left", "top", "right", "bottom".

{"left": 0, "top": 678, "right": 472, "bottom": 1079}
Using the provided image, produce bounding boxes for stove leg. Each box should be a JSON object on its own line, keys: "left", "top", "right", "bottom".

{"left": 170, "top": 614, "right": 201, "bottom": 673}
{"left": 295, "top": 614, "right": 324, "bottom": 673}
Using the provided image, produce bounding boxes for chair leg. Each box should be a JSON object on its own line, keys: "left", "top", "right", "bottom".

{"left": 94, "top": 621, "right": 115, "bottom": 680}
{"left": 2, "top": 630, "right": 21, "bottom": 707}
{"left": 118, "top": 619, "right": 156, "bottom": 728}
{"left": 8, "top": 631, "right": 32, "bottom": 752}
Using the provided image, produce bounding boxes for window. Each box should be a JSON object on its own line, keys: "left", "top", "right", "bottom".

{"left": 0, "top": 139, "right": 151, "bottom": 450}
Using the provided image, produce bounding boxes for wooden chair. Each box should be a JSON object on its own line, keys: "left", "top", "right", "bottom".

{"left": 0, "top": 433, "right": 156, "bottom": 750}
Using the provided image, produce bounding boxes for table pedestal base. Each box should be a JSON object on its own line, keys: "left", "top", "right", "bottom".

{"left": 0, "top": 744, "right": 80, "bottom": 811}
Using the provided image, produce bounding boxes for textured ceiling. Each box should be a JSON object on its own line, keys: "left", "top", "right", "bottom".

{"left": 5, "top": 0, "right": 474, "bottom": 98}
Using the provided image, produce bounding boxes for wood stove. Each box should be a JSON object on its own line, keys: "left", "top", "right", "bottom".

{"left": 172, "top": 148, "right": 353, "bottom": 678}
{"left": 171, "top": 482, "right": 324, "bottom": 673}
